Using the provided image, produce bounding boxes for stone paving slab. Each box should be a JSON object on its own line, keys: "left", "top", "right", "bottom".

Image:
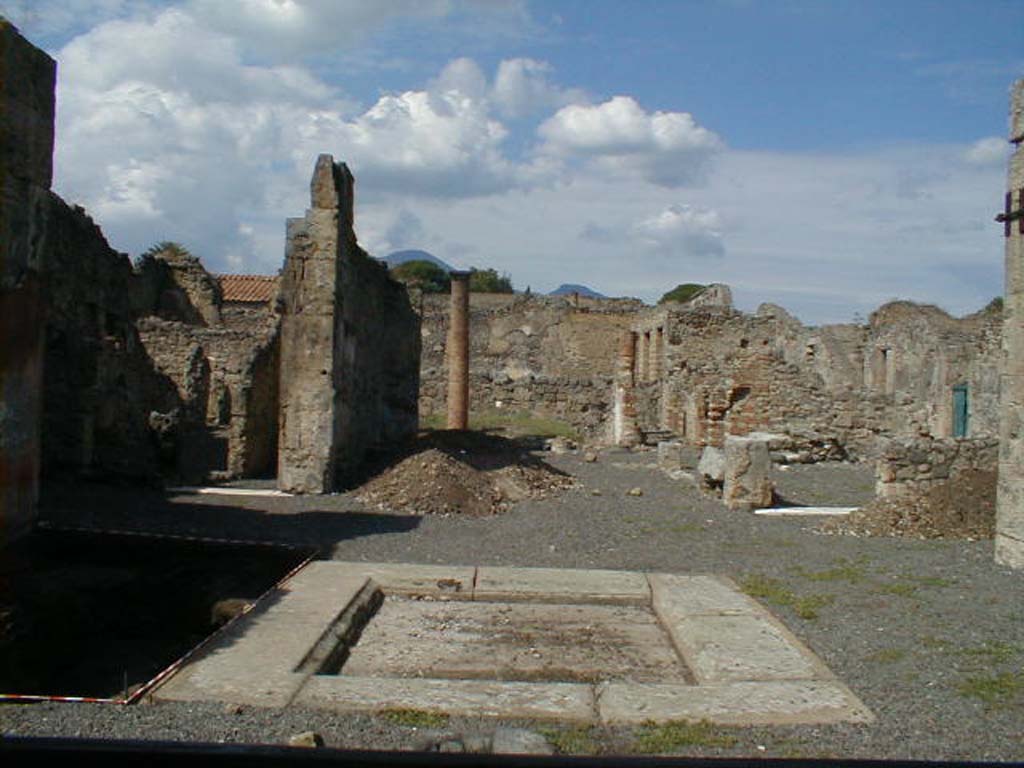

{"left": 598, "top": 680, "right": 876, "bottom": 725}
{"left": 154, "top": 568, "right": 370, "bottom": 707}
{"left": 664, "top": 614, "right": 828, "bottom": 684}
{"left": 650, "top": 573, "right": 761, "bottom": 617}
{"left": 474, "top": 566, "right": 650, "bottom": 604}
{"left": 341, "top": 597, "right": 689, "bottom": 683}
{"left": 651, "top": 573, "right": 834, "bottom": 684}
{"left": 326, "top": 561, "right": 475, "bottom": 597}
{"left": 295, "top": 676, "right": 596, "bottom": 722}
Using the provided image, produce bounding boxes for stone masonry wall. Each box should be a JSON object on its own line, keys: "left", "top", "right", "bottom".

{"left": 876, "top": 435, "right": 998, "bottom": 501}
{"left": 0, "top": 20, "right": 53, "bottom": 542}
{"left": 632, "top": 300, "right": 1001, "bottom": 459}
{"left": 418, "top": 293, "right": 639, "bottom": 436}
{"left": 278, "top": 155, "right": 419, "bottom": 492}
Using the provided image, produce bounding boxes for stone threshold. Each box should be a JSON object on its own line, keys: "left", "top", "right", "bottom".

{"left": 152, "top": 562, "right": 874, "bottom": 726}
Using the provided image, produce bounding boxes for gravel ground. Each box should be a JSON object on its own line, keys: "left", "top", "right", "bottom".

{"left": 3, "top": 447, "right": 1023, "bottom": 761}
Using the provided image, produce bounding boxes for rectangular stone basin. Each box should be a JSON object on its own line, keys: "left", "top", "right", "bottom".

{"left": 338, "top": 596, "right": 691, "bottom": 684}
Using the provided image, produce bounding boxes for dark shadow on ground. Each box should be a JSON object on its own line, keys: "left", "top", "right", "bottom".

{"left": 38, "top": 480, "right": 421, "bottom": 547}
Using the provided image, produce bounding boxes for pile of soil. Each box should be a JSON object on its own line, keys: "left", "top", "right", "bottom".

{"left": 820, "top": 468, "right": 996, "bottom": 540}
{"left": 357, "top": 431, "right": 574, "bottom": 516}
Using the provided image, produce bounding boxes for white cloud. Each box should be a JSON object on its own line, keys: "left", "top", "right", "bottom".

{"left": 632, "top": 205, "right": 724, "bottom": 258}
{"left": 185, "top": 0, "right": 454, "bottom": 60}
{"left": 491, "top": 58, "right": 585, "bottom": 118}
{"left": 964, "top": 136, "right": 1009, "bottom": 167}
{"left": 538, "top": 96, "right": 723, "bottom": 186}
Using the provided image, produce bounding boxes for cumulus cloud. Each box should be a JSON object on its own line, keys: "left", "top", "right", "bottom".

{"left": 964, "top": 136, "right": 1009, "bottom": 167}
{"left": 491, "top": 58, "right": 586, "bottom": 118}
{"left": 538, "top": 96, "right": 723, "bottom": 186}
{"left": 632, "top": 205, "right": 725, "bottom": 258}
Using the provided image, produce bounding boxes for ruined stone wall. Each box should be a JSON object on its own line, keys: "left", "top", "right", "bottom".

{"left": 418, "top": 293, "right": 639, "bottom": 436}
{"left": 629, "top": 299, "right": 1000, "bottom": 459}
{"left": 997, "top": 79, "right": 1024, "bottom": 568}
{"left": 278, "top": 155, "right": 419, "bottom": 492}
{"left": 135, "top": 309, "right": 279, "bottom": 481}
{"left": 37, "top": 200, "right": 174, "bottom": 482}
{"left": 0, "top": 21, "right": 52, "bottom": 542}
{"left": 876, "top": 435, "right": 998, "bottom": 502}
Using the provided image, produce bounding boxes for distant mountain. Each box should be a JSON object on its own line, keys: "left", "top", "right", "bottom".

{"left": 383, "top": 249, "right": 454, "bottom": 272}
{"left": 549, "top": 283, "right": 606, "bottom": 298}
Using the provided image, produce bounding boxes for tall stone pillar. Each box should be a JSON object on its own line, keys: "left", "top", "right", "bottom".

{"left": 277, "top": 155, "right": 354, "bottom": 493}
{"left": 0, "top": 22, "right": 55, "bottom": 546}
{"left": 446, "top": 271, "right": 471, "bottom": 430}
{"left": 612, "top": 331, "right": 640, "bottom": 446}
{"left": 996, "top": 79, "right": 1024, "bottom": 568}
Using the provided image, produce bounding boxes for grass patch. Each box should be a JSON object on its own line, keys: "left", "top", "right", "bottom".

{"left": 865, "top": 647, "right": 906, "bottom": 663}
{"left": 957, "top": 641, "right": 1019, "bottom": 665}
{"left": 875, "top": 582, "right": 918, "bottom": 597}
{"left": 633, "top": 720, "right": 737, "bottom": 754}
{"left": 956, "top": 671, "right": 1024, "bottom": 708}
{"left": 538, "top": 725, "right": 598, "bottom": 755}
{"left": 796, "top": 557, "right": 868, "bottom": 583}
{"left": 421, "top": 409, "right": 578, "bottom": 440}
{"left": 739, "top": 574, "right": 834, "bottom": 619}
{"left": 379, "top": 708, "right": 450, "bottom": 728}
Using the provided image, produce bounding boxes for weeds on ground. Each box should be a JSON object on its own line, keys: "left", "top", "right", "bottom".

{"left": 633, "top": 720, "right": 737, "bottom": 754}
{"left": 874, "top": 574, "right": 957, "bottom": 598}
{"left": 739, "top": 573, "right": 834, "bottom": 619}
{"left": 956, "top": 641, "right": 1020, "bottom": 665}
{"left": 795, "top": 556, "right": 868, "bottom": 583}
{"left": 956, "top": 672, "right": 1024, "bottom": 709}
{"left": 379, "top": 708, "right": 450, "bottom": 728}
{"left": 538, "top": 725, "right": 598, "bottom": 754}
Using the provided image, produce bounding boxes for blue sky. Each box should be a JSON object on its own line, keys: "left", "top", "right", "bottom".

{"left": 3, "top": 0, "right": 1021, "bottom": 323}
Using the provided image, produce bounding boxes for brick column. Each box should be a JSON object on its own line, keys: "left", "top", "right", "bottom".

{"left": 446, "top": 271, "right": 471, "bottom": 430}
{"left": 997, "top": 79, "right": 1024, "bottom": 568}
{"left": 612, "top": 331, "right": 640, "bottom": 446}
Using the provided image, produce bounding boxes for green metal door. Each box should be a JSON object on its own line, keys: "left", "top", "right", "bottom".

{"left": 953, "top": 384, "right": 969, "bottom": 438}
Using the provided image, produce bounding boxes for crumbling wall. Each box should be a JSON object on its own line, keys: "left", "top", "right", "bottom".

{"left": 0, "top": 20, "right": 53, "bottom": 542}
{"left": 633, "top": 299, "right": 1000, "bottom": 459}
{"left": 278, "top": 155, "right": 419, "bottom": 493}
{"left": 876, "top": 435, "right": 998, "bottom": 502}
{"left": 418, "top": 293, "right": 639, "bottom": 436}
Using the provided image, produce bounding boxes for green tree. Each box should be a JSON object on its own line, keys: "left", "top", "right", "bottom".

{"left": 468, "top": 268, "right": 513, "bottom": 293}
{"left": 390, "top": 259, "right": 451, "bottom": 293}
{"left": 658, "top": 283, "right": 706, "bottom": 305}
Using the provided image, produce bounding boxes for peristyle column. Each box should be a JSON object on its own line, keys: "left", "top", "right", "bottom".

{"left": 446, "top": 270, "right": 471, "bottom": 430}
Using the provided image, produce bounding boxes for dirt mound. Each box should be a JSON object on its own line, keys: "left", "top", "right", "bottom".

{"left": 820, "top": 469, "right": 996, "bottom": 540}
{"left": 356, "top": 431, "right": 574, "bottom": 516}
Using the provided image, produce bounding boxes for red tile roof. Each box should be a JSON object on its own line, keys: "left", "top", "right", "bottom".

{"left": 217, "top": 274, "right": 278, "bottom": 304}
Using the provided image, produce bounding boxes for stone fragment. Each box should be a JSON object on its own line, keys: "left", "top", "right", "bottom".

{"left": 722, "top": 436, "right": 773, "bottom": 511}
{"left": 288, "top": 732, "right": 324, "bottom": 748}
{"left": 627, "top": 487, "right": 644, "bottom": 497}
{"left": 697, "top": 446, "right": 725, "bottom": 486}
{"left": 583, "top": 451, "right": 599, "bottom": 463}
